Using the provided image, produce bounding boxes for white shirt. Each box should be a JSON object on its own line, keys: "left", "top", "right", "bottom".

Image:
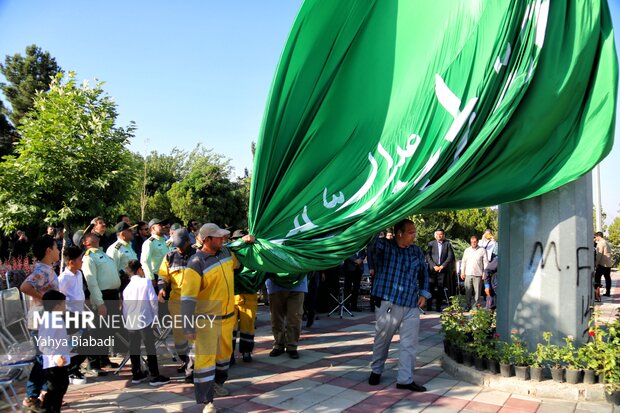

{"left": 122, "top": 275, "right": 158, "bottom": 330}
{"left": 58, "top": 268, "right": 85, "bottom": 312}
{"left": 461, "top": 246, "right": 489, "bottom": 277}
{"left": 38, "top": 311, "right": 71, "bottom": 369}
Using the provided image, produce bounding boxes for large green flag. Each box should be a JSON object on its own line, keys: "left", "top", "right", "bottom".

{"left": 234, "top": 0, "right": 617, "bottom": 275}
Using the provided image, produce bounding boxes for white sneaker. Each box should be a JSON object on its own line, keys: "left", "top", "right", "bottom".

{"left": 202, "top": 402, "right": 220, "bottom": 413}
{"left": 69, "top": 374, "right": 87, "bottom": 385}
{"left": 213, "top": 383, "right": 229, "bottom": 397}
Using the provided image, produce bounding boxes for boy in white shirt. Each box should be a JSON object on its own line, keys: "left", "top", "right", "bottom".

{"left": 57, "top": 245, "right": 88, "bottom": 385}
{"left": 122, "top": 259, "right": 170, "bottom": 386}
{"left": 38, "top": 290, "right": 71, "bottom": 413}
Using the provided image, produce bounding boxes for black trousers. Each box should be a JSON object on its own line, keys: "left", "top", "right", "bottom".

{"left": 595, "top": 265, "right": 612, "bottom": 291}
{"left": 42, "top": 366, "right": 69, "bottom": 413}
{"left": 343, "top": 269, "right": 363, "bottom": 310}
{"left": 128, "top": 326, "right": 159, "bottom": 378}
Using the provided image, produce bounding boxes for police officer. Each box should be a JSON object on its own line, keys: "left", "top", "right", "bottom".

{"left": 81, "top": 230, "right": 122, "bottom": 373}
{"left": 106, "top": 222, "right": 138, "bottom": 291}
{"left": 140, "top": 218, "right": 169, "bottom": 284}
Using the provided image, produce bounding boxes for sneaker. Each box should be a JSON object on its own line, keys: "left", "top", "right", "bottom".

{"left": 149, "top": 375, "right": 170, "bottom": 386}
{"left": 396, "top": 381, "right": 427, "bottom": 392}
{"left": 131, "top": 371, "right": 149, "bottom": 384}
{"left": 287, "top": 350, "right": 299, "bottom": 359}
{"left": 368, "top": 372, "right": 381, "bottom": 385}
{"left": 85, "top": 368, "right": 108, "bottom": 377}
{"left": 202, "top": 402, "right": 220, "bottom": 413}
{"left": 269, "top": 348, "right": 284, "bottom": 357}
{"left": 69, "top": 373, "right": 88, "bottom": 385}
{"left": 213, "top": 383, "right": 229, "bottom": 397}
{"left": 242, "top": 352, "right": 252, "bottom": 362}
{"left": 177, "top": 361, "right": 187, "bottom": 373}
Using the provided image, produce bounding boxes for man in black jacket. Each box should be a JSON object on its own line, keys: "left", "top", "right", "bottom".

{"left": 425, "top": 228, "right": 455, "bottom": 312}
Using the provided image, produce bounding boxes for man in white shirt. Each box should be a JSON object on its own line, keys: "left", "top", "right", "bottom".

{"left": 460, "top": 235, "right": 488, "bottom": 310}
{"left": 122, "top": 259, "right": 170, "bottom": 387}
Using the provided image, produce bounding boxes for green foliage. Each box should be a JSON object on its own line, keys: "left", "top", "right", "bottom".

{"left": 168, "top": 145, "right": 248, "bottom": 228}
{"left": 469, "top": 307, "right": 496, "bottom": 358}
{"left": 0, "top": 44, "right": 62, "bottom": 127}
{"left": 0, "top": 72, "right": 135, "bottom": 233}
{"left": 608, "top": 218, "right": 620, "bottom": 265}
{"left": 0, "top": 101, "right": 16, "bottom": 157}
{"left": 440, "top": 295, "right": 467, "bottom": 349}
{"left": 412, "top": 207, "right": 498, "bottom": 248}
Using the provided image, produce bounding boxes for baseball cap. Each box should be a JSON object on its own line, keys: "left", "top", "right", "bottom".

{"left": 72, "top": 223, "right": 95, "bottom": 246}
{"left": 171, "top": 228, "right": 190, "bottom": 248}
{"left": 198, "top": 223, "right": 230, "bottom": 240}
{"left": 114, "top": 222, "right": 137, "bottom": 233}
{"left": 148, "top": 218, "right": 163, "bottom": 229}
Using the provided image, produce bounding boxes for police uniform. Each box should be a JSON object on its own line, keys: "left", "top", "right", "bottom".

{"left": 140, "top": 234, "right": 168, "bottom": 281}
{"left": 83, "top": 247, "right": 121, "bottom": 307}
{"left": 106, "top": 239, "right": 137, "bottom": 278}
{"left": 82, "top": 246, "right": 123, "bottom": 362}
{"left": 182, "top": 247, "right": 238, "bottom": 405}
{"left": 158, "top": 249, "right": 193, "bottom": 374}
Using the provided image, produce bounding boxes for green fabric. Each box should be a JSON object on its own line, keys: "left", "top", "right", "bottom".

{"left": 234, "top": 0, "right": 618, "bottom": 275}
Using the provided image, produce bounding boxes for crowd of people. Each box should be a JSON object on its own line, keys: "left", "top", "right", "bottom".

{"left": 15, "top": 214, "right": 618, "bottom": 413}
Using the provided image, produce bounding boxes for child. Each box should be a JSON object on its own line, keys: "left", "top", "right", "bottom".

{"left": 38, "top": 289, "right": 71, "bottom": 413}
{"left": 122, "top": 259, "right": 170, "bottom": 386}
{"left": 58, "top": 245, "right": 88, "bottom": 385}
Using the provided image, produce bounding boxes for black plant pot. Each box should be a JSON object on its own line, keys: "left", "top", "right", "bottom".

{"left": 443, "top": 341, "right": 450, "bottom": 354}
{"left": 598, "top": 373, "right": 605, "bottom": 384}
{"left": 550, "top": 367, "right": 565, "bottom": 382}
{"left": 515, "top": 365, "right": 529, "bottom": 380}
{"left": 474, "top": 356, "right": 486, "bottom": 371}
{"left": 583, "top": 369, "right": 597, "bottom": 384}
{"left": 500, "top": 363, "right": 513, "bottom": 377}
{"left": 530, "top": 366, "right": 544, "bottom": 382}
{"left": 488, "top": 359, "right": 500, "bottom": 374}
{"left": 463, "top": 351, "right": 473, "bottom": 367}
{"left": 605, "top": 390, "right": 620, "bottom": 406}
{"left": 565, "top": 369, "right": 581, "bottom": 384}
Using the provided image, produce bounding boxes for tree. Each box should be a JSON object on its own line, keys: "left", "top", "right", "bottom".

{"left": 168, "top": 145, "right": 248, "bottom": 228}
{"left": 0, "top": 72, "right": 135, "bottom": 233}
{"left": 119, "top": 149, "right": 188, "bottom": 222}
{"left": 609, "top": 217, "right": 620, "bottom": 246}
{"left": 0, "top": 101, "right": 16, "bottom": 157}
{"left": 411, "top": 207, "right": 498, "bottom": 247}
{"left": 0, "top": 44, "right": 62, "bottom": 127}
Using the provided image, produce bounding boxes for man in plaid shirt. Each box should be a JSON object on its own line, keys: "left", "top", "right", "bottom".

{"left": 368, "top": 219, "right": 431, "bottom": 392}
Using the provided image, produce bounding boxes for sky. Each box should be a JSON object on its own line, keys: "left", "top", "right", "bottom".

{"left": 0, "top": 0, "right": 619, "bottom": 224}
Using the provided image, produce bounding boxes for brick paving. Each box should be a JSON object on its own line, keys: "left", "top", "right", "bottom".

{"left": 3, "top": 271, "right": 619, "bottom": 412}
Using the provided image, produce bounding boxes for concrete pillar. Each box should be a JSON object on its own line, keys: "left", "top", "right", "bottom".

{"left": 497, "top": 174, "right": 594, "bottom": 349}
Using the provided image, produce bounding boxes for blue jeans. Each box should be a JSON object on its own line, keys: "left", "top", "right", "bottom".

{"left": 25, "top": 331, "right": 47, "bottom": 399}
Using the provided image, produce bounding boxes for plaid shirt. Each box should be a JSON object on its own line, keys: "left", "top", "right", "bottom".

{"left": 371, "top": 238, "right": 431, "bottom": 308}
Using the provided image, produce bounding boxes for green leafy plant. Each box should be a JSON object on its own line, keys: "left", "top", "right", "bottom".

{"left": 440, "top": 295, "right": 468, "bottom": 349}
{"left": 561, "top": 336, "right": 581, "bottom": 370}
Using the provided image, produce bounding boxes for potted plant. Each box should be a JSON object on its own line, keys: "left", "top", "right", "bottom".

{"left": 530, "top": 340, "right": 547, "bottom": 382}
{"left": 580, "top": 312, "right": 607, "bottom": 384}
{"left": 470, "top": 307, "right": 495, "bottom": 371}
{"left": 497, "top": 339, "right": 514, "bottom": 377}
{"left": 542, "top": 332, "right": 564, "bottom": 382}
{"left": 440, "top": 296, "right": 467, "bottom": 362}
{"left": 511, "top": 334, "right": 532, "bottom": 380}
{"left": 602, "top": 310, "right": 620, "bottom": 405}
{"left": 562, "top": 336, "right": 582, "bottom": 384}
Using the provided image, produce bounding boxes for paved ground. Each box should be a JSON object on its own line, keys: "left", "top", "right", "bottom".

{"left": 4, "top": 270, "right": 619, "bottom": 413}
